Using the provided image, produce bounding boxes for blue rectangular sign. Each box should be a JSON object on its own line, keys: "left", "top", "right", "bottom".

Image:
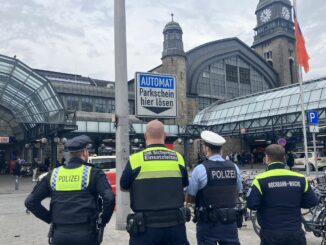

{"left": 307, "top": 110, "right": 318, "bottom": 125}
{"left": 139, "top": 74, "right": 174, "bottom": 89}
{"left": 136, "top": 72, "right": 177, "bottom": 118}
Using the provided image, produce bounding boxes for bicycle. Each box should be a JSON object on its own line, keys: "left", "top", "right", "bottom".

{"left": 301, "top": 184, "right": 326, "bottom": 245}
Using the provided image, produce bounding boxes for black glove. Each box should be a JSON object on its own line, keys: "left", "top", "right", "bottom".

{"left": 179, "top": 207, "right": 191, "bottom": 222}
{"left": 185, "top": 207, "right": 191, "bottom": 222}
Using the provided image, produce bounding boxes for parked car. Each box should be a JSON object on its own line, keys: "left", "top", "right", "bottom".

{"left": 292, "top": 152, "right": 326, "bottom": 171}
{"left": 88, "top": 156, "right": 116, "bottom": 194}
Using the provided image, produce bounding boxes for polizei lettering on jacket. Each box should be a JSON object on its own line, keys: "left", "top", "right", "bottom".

{"left": 57, "top": 175, "right": 80, "bottom": 183}
{"left": 211, "top": 170, "right": 236, "bottom": 179}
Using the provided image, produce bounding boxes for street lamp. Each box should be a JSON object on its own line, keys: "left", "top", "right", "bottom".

{"left": 41, "top": 138, "right": 48, "bottom": 144}
{"left": 61, "top": 137, "right": 68, "bottom": 144}
{"left": 286, "top": 131, "right": 293, "bottom": 138}
{"left": 53, "top": 137, "right": 60, "bottom": 143}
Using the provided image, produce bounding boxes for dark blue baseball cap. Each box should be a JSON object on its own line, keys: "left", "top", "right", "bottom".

{"left": 65, "top": 135, "right": 92, "bottom": 152}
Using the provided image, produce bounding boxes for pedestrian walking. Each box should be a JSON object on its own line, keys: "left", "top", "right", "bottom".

{"left": 286, "top": 151, "right": 295, "bottom": 170}
{"left": 31, "top": 158, "right": 38, "bottom": 181}
{"left": 186, "top": 130, "right": 242, "bottom": 245}
{"left": 14, "top": 156, "right": 22, "bottom": 177}
{"left": 25, "top": 135, "right": 115, "bottom": 245}
{"left": 120, "top": 119, "right": 190, "bottom": 245}
{"left": 247, "top": 144, "right": 319, "bottom": 245}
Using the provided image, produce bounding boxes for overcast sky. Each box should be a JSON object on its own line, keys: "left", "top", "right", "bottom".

{"left": 0, "top": 0, "right": 324, "bottom": 82}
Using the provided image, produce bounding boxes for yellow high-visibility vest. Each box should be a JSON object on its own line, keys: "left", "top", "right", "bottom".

{"left": 50, "top": 165, "right": 91, "bottom": 191}
{"left": 129, "top": 146, "right": 185, "bottom": 211}
{"left": 130, "top": 147, "right": 184, "bottom": 180}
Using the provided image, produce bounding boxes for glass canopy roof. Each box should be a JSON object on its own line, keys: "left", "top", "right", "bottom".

{"left": 193, "top": 78, "right": 326, "bottom": 126}
{"left": 0, "top": 54, "right": 65, "bottom": 129}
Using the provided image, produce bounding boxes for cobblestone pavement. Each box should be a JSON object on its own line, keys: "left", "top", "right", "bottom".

{"left": 0, "top": 175, "right": 322, "bottom": 245}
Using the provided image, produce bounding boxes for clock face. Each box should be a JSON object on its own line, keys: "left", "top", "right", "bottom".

{"left": 282, "top": 7, "right": 290, "bottom": 20}
{"left": 260, "top": 8, "right": 272, "bottom": 23}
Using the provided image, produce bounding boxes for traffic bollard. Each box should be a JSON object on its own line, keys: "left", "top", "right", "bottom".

{"left": 15, "top": 175, "right": 19, "bottom": 190}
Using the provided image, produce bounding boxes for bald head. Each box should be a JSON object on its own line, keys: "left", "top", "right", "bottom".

{"left": 265, "top": 144, "right": 285, "bottom": 164}
{"left": 145, "top": 120, "right": 165, "bottom": 145}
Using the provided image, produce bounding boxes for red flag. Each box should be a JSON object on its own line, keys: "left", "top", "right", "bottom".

{"left": 294, "top": 10, "right": 310, "bottom": 73}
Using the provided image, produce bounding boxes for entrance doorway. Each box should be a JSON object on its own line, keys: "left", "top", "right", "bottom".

{"left": 0, "top": 149, "right": 5, "bottom": 174}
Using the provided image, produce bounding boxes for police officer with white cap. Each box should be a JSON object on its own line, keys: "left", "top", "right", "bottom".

{"left": 186, "top": 131, "right": 242, "bottom": 245}
{"left": 25, "top": 135, "right": 115, "bottom": 245}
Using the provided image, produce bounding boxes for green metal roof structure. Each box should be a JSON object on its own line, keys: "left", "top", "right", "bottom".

{"left": 0, "top": 54, "right": 75, "bottom": 140}
{"left": 192, "top": 77, "right": 326, "bottom": 136}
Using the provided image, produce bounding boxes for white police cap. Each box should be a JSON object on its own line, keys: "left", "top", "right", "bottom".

{"left": 200, "top": 130, "right": 226, "bottom": 146}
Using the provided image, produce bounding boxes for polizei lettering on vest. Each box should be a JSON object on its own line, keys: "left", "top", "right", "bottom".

{"left": 58, "top": 175, "right": 80, "bottom": 183}
{"left": 211, "top": 170, "right": 236, "bottom": 179}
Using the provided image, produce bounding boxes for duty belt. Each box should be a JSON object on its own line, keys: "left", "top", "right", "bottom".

{"left": 143, "top": 209, "right": 186, "bottom": 228}
{"left": 54, "top": 222, "right": 95, "bottom": 231}
{"left": 196, "top": 207, "right": 237, "bottom": 224}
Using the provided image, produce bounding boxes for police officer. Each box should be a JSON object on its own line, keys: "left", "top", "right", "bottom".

{"left": 120, "top": 119, "right": 190, "bottom": 245}
{"left": 247, "top": 144, "right": 318, "bottom": 245}
{"left": 25, "top": 135, "right": 115, "bottom": 245}
{"left": 186, "top": 130, "right": 242, "bottom": 245}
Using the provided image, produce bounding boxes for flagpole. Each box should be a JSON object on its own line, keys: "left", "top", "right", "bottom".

{"left": 293, "top": 0, "right": 310, "bottom": 176}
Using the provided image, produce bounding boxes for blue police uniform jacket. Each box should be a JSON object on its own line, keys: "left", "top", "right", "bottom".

{"left": 247, "top": 162, "right": 319, "bottom": 231}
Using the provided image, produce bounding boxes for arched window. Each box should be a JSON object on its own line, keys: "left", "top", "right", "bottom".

{"left": 196, "top": 56, "right": 271, "bottom": 110}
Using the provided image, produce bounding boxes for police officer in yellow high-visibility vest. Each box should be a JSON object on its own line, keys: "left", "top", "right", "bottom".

{"left": 25, "top": 135, "right": 115, "bottom": 245}
{"left": 120, "top": 120, "right": 190, "bottom": 245}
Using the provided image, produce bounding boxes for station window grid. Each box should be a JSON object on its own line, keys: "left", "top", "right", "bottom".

{"left": 196, "top": 56, "right": 271, "bottom": 108}
{"left": 194, "top": 79, "right": 326, "bottom": 127}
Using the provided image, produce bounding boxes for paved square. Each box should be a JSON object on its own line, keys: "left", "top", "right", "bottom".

{"left": 0, "top": 175, "right": 322, "bottom": 245}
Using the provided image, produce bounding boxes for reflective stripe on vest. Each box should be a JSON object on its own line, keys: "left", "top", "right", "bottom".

{"left": 130, "top": 147, "right": 184, "bottom": 179}
{"left": 51, "top": 165, "right": 91, "bottom": 191}
{"left": 252, "top": 168, "right": 308, "bottom": 194}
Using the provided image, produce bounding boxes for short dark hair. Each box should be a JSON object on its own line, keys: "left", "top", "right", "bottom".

{"left": 265, "top": 144, "right": 285, "bottom": 163}
{"left": 204, "top": 142, "right": 222, "bottom": 154}
{"left": 70, "top": 149, "right": 85, "bottom": 158}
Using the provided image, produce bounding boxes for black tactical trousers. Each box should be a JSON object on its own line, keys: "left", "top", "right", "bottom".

{"left": 129, "top": 224, "right": 189, "bottom": 245}
{"left": 260, "top": 229, "right": 306, "bottom": 245}
{"left": 196, "top": 221, "right": 240, "bottom": 245}
{"left": 52, "top": 224, "right": 98, "bottom": 245}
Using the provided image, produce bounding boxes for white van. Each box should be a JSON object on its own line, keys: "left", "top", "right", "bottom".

{"left": 293, "top": 152, "right": 326, "bottom": 171}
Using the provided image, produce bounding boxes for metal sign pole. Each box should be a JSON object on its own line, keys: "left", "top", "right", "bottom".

{"left": 298, "top": 67, "right": 310, "bottom": 176}
{"left": 114, "top": 0, "right": 130, "bottom": 230}
{"left": 294, "top": 0, "right": 310, "bottom": 176}
{"left": 312, "top": 132, "right": 318, "bottom": 178}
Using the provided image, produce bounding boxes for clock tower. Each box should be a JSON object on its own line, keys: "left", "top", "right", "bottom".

{"left": 252, "top": 0, "right": 299, "bottom": 86}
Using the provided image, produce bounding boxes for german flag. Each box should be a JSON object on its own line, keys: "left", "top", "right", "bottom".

{"left": 294, "top": 10, "right": 310, "bottom": 73}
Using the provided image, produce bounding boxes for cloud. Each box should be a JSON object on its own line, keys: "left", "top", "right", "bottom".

{"left": 0, "top": 0, "right": 324, "bottom": 82}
